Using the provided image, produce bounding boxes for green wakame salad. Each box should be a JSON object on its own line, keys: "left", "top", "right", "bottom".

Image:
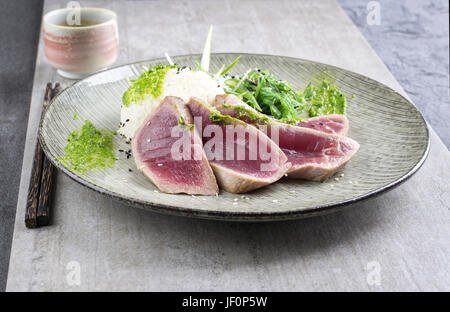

{"left": 223, "top": 68, "right": 347, "bottom": 124}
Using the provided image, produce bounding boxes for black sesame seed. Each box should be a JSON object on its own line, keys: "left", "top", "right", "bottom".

{"left": 119, "top": 149, "right": 124, "bottom": 152}
{"left": 128, "top": 169, "right": 133, "bottom": 172}
{"left": 319, "top": 122, "right": 324, "bottom": 125}
{"left": 126, "top": 119, "right": 130, "bottom": 122}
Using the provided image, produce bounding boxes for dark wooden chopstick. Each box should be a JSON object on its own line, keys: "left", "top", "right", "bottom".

{"left": 25, "top": 83, "right": 61, "bottom": 228}
{"left": 36, "top": 153, "right": 54, "bottom": 226}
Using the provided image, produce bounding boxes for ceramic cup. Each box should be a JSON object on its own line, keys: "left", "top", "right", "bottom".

{"left": 43, "top": 8, "right": 119, "bottom": 79}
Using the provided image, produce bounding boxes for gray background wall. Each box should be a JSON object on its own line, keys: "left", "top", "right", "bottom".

{"left": 0, "top": 0, "right": 448, "bottom": 291}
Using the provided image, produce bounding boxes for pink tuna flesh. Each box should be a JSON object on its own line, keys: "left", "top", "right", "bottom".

{"left": 298, "top": 114, "right": 349, "bottom": 136}
{"left": 212, "top": 94, "right": 360, "bottom": 182}
{"left": 132, "top": 96, "right": 218, "bottom": 195}
{"left": 186, "top": 98, "right": 291, "bottom": 193}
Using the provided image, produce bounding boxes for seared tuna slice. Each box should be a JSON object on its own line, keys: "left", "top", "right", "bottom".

{"left": 132, "top": 96, "right": 218, "bottom": 195}
{"left": 298, "top": 114, "right": 349, "bottom": 136}
{"left": 213, "top": 94, "right": 359, "bottom": 182}
{"left": 186, "top": 98, "right": 291, "bottom": 194}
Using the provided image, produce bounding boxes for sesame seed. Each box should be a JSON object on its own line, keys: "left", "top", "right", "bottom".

{"left": 340, "top": 173, "right": 345, "bottom": 177}
{"left": 272, "top": 199, "right": 278, "bottom": 203}
{"left": 289, "top": 190, "right": 296, "bottom": 194}
{"left": 128, "top": 169, "right": 132, "bottom": 172}
{"left": 330, "top": 184, "right": 334, "bottom": 187}
{"left": 349, "top": 181, "right": 353, "bottom": 184}
{"left": 154, "top": 190, "right": 159, "bottom": 193}
{"left": 334, "top": 177, "right": 339, "bottom": 181}
{"left": 147, "top": 139, "right": 150, "bottom": 142}
{"left": 157, "top": 163, "right": 163, "bottom": 167}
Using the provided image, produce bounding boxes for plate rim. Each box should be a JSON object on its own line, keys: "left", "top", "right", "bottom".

{"left": 38, "top": 52, "right": 431, "bottom": 221}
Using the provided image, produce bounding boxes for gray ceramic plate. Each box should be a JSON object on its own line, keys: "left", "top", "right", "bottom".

{"left": 39, "top": 53, "right": 429, "bottom": 221}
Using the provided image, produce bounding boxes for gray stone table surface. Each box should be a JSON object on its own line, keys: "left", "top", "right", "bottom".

{"left": 5, "top": 0, "right": 450, "bottom": 291}
{"left": 339, "top": 0, "right": 449, "bottom": 148}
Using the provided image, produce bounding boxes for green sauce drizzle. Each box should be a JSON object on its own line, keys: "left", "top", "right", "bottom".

{"left": 122, "top": 65, "right": 177, "bottom": 107}
{"left": 209, "top": 110, "right": 239, "bottom": 125}
{"left": 233, "top": 105, "right": 270, "bottom": 124}
{"left": 57, "top": 120, "right": 117, "bottom": 174}
{"left": 178, "top": 115, "right": 186, "bottom": 126}
{"left": 301, "top": 79, "right": 347, "bottom": 117}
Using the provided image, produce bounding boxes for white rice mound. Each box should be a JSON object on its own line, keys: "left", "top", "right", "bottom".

{"left": 119, "top": 68, "right": 225, "bottom": 140}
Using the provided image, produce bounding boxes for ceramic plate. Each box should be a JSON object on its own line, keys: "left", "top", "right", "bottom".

{"left": 39, "top": 53, "right": 429, "bottom": 221}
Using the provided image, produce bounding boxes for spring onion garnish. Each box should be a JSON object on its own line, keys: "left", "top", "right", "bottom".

{"left": 200, "top": 25, "right": 213, "bottom": 72}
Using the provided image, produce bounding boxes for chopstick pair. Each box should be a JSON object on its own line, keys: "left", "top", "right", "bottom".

{"left": 25, "top": 83, "right": 61, "bottom": 228}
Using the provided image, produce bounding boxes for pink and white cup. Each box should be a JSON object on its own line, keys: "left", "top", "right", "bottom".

{"left": 43, "top": 7, "right": 119, "bottom": 79}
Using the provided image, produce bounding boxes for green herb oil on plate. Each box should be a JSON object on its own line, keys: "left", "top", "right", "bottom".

{"left": 57, "top": 120, "right": 117, "bottom": 174}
